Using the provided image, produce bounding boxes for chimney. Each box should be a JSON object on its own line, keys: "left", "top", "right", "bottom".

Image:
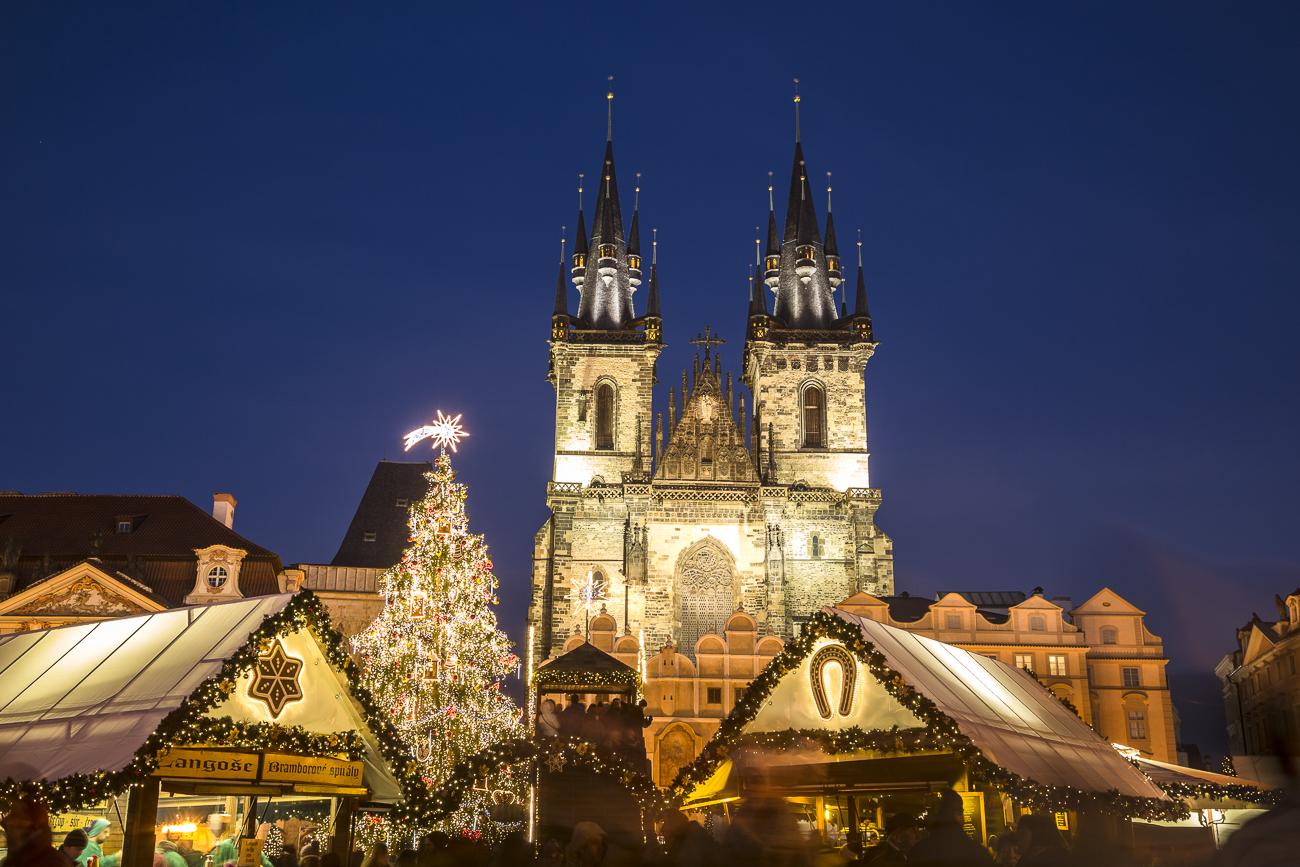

{"left": 213, "top": 494, "right": 236, "bottom": 529}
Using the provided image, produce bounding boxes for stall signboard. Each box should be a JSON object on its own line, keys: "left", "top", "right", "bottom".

{"left": 49, "top": 812, "right": 104, "bottom": 835}
{"left": 153, "top": 749, "right": 259, "bottom": 782}
{"left": 237, "top": 839, "right": 264, "bottom": 867}
{"left": 261, "top": 753, "right": 363, "bottom": 786}
{"left": 960, "top": 791, "right": 986, "bottom": 844}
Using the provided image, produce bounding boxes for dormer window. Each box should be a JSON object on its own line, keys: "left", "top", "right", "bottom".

{"left": 396, "top": 499, "right": 408, "bottom": 508}
{"left": 207, "top": 566, "right": 228, "bottom": 589}
{"left": 364, "top": 532, "right": 377, "bottom": 543}
{"left": 598, "top": 243, "right": 616, "bottom": 260}
{"left": 629, "top": 255, "right": 641, "bottom": 270}
{"left": 1030, "top": 616, "right": 1046, "bottom": 632}
{"left": 1101, "top": 626, "right": 1119, "bottom": 645}
{"left": 117, "top": 520, "right": 133, "bottom": 534}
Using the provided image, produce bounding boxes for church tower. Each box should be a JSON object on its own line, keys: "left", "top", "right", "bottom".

{"left": 529, "top": 93, "right": 892, "bottom": 664}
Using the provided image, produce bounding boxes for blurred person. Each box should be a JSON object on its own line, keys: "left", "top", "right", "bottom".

{"left": 536, "top": 840, "right": 563, "bottom": 867}
{"left": 580, "top": 703, "right": 604, "bottom": 744}
{"left": 907, "top": 791, "right": 993, "bottom": 867}
{"left": 176, "top": 840, "right": 202, "bottom": 867}
{"left": 994, "top": 831, "right": 1021, "bottom": 866}
{"left": 559, "top": 695, "right": 587, "bottom": 736}
{"left": 1012, "top": 815, "right": 1063, "bottom": 867}
{"left": 1, "top": 800, "right": 61, "bottom": 867}
{"left": 721, "top": 766, "right": 812, "bottom": 867}
{"left": 393, "top": 850, "right": 415, "bottom": 867}
{"left": 658, "top": 810, "right": 714, "bottom": 867}
{"left": 319, "top": 854, "right": 340, "bottom": 867}
{"left": 358, "top": 843, "right": 387, "bottom": 867}
{"left": 866, "top": 813, "right": 919, "bottom": 865}
{"left": 494, "top": 832, "right": 534, "bottom": 866}
{"left": 537, "top": 699, "right": 561, "bottom": 738}
{"left": 298, "top": 837, "right": 319, "bottom": 859}
{"left": 297, "top": 858, "right": 319, "bottom": 867}
{"left": 564, "top": 823, "right": 607, "bottom": 867}
{"left": 77, "top": 819, "right": 119, "bottom": 867}
{"left": 56, "top": 830, "right": 89, "bottom": 867}
{"left": 155, "top": 840, "right": 186, "bottom": 867}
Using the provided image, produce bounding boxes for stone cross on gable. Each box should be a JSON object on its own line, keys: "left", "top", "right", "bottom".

{"left": 690, "top": 326, "right": 725, "bottom": 359}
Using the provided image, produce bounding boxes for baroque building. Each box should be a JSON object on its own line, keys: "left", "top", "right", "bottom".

{"left": 1216, "top": 588, "right": 1300, "bottom": 758}
{"left": 527, "top": 105, "right": 894, "bottom": 662}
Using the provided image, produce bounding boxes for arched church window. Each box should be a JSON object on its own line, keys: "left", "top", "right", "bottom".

{"left": 595, "top": 383, "right": 614, "bottom": 450}
{"left": 810, "top": 534, "right": 820, "bottom": 558}
{"left": 803, "top": 386, "right": 824, "bottom": 448}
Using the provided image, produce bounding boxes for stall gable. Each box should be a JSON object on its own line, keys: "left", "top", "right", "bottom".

{"left": 208, "top": 629, "right": 356, "bottom": 732}
{"left": 746, "top": 637, "right": 923, "bottom": 734}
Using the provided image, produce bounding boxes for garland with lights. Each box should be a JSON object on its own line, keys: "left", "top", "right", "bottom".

{"left": 667, "top": 610, "right": 1191, "bottom": 821}
{"left": 530, "top": 669, "right": 641, "bottom": 692}
{"left": 351, "top": 451, "right": 522, "bottom": 840}
{"left": 1153, "top": 779, "right": 1280, "bottom": 807}
{"left": 0, "top": 591, "right": 431, "bottom": 823}
{"left": 422, "top": 736, "right": 668, "bottom": 822}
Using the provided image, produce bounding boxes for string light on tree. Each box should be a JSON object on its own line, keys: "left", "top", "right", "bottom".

{"left": 353, "top": 414, "right": 521, "bottom": 840}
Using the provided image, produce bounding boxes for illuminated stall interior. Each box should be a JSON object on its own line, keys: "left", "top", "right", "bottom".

{"left": 0, "top": 593, "right": 415, "bottom": 867}
{"left": 676, "top": 607, "right": 1179, "bottom": 848}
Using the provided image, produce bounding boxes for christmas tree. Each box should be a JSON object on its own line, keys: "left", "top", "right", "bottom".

{"left": 352, "top": 416, "right": 521, "bottom": 836}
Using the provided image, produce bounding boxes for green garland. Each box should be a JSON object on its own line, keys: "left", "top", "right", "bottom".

{"left": 531, "top": 669, "right": 642, "bottom": 691}
{"left": 667, "top": 611, "right": 1190, "bottom": 822}
{"left": 1154, "top": 779, "right": 1280, "bottom": 808}
{"left": 0, "top": 591, "right": 431, "bottom": 823}
{"left": 425, "top": 736, "right": 668, "bottom": 820}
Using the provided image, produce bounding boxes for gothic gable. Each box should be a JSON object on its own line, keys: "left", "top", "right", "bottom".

{"left": 656, "top": 360, "right": 753, "bottom": 482}
{"left": 0, "top": 561, "right": 163, "bottom": 619}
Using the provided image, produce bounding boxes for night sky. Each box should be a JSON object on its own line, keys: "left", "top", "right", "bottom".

{"left": 3, "top": 3, "right": 1298, "bottom": 758}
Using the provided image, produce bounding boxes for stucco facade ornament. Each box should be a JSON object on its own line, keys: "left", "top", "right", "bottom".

{"left": 185, "top": 545, "right": 247, "bottom": 605}
{"left": 12, "top": 576, "right": 145, "bottom": 617}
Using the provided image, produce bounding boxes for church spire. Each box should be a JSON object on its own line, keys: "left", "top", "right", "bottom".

{"left": 646, "top": 230, "right": 661, "bottom": 321}
{"left": 627, "top": 176, "right": 642, "bottom": 291}
{"left": 575, "top": 90, "right": 633, "bottom": 330}
{"left": 553, "top": 230, "right": 568, "bottom": 317}
{"left": 824, "top": 173, "right": 841, "bottom": 290}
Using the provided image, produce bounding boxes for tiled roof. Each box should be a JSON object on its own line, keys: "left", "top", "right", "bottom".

{"left": 0, "top": 494, "right": 282, "bottom": 607}
{"left": 330, "top": 461, "right": 431, "bottom": 569}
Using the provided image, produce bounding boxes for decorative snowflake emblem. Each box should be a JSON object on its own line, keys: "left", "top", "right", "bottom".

{"left": 248, "top": 639, "right": 304, "bottom": 717}
{"left": 404, "top": 411, "right": 469, "bottom": 453}
{"left": 567, "top": 571, "right": 608, "bottom": 619}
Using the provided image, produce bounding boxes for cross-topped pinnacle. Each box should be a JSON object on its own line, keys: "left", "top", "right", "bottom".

{"left": 690, "top": 325, "right": 725, "bottom": 359}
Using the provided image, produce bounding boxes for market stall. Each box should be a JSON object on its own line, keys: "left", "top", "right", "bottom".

{"left": 672, "top": 607, "right": 1177, "bottom": 849}
{"left": 0, "top": 592, "right": 425, "bottom": 867}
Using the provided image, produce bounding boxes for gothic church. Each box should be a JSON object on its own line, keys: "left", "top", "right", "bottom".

{"left": 528, "top": 107, "right": 894, "bottom": 661}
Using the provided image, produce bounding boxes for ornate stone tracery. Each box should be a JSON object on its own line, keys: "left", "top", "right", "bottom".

{"left": 674, "top": 537, "right": 738, "bottom": 656}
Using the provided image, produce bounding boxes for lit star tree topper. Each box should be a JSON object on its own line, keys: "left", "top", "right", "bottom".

{"left": 353, "top": 418, "right": 521, "bottom": 839}
{"left": 405, "top": 410, "right": 469, "bottom": 453}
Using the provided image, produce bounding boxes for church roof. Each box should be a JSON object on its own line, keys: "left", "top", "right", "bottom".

{"left": 575, "top": 139, "right": 636, "bottom": 330}
{"left": 330, "top": 460, "right": 432, "bottom": 569}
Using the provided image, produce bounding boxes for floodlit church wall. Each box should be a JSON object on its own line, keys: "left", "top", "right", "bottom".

{"left": 551, "top": 344, "right": 659, "bottom": 486}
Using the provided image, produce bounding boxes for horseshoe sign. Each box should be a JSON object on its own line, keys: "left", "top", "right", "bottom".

{"left": 809, "top": 643, "right": 857, "bottom": 721}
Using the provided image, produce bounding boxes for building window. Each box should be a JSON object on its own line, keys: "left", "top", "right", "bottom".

{"left": 1127, "top": 709, "right": 1147, "bottom": 739}
{"left": 363, "top": 532, "right": 377, "bottom": 542}
{"left": 810, "top": 534, "right": 820, "bottom": 558}
{"left": 802, "top": 386, "right": 824, "bottom": 448}
{"left": 207, "top": 566, "right": 228, "bottom": 589}
{"left": 1029, "top": 615, "right": 1046, "bottom": 632}
{"left": 116, "top": 520, "right": 133, "bottom": 534}
{"left": 986, "top": 654, "right": 1000, "bottom": 662}
{"left": 706, "top": 687, "right": 722, "bottom": 705}
{"left": 1048, "top": 655, "right": 1067, "bottom": 676}
{"left": 1122, "top": 667, "right": 1140, "bottom": 687}
{"left": 1015, "top": 654, "right": 1034, "bottom": 672}
{"left": 1101, "top": 626, "right": 1118, "bottom": 645}
{"left": 735, "top": 687, "right": 747, "bottom": 704}
{"left": 946, "top": 614, "right": 962, "bottom": 630}
{"left": 595, "top": 383, "right": 615, "bottom": 450}
{"left": 395, "top": 499, "right": 408, "bottom": 508}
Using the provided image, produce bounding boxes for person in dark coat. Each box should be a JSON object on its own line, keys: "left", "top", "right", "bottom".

{"left": 559, "top": 694, "right": 587, "bottom": 737}
{"left": 865, "top": 813, "right": 920, "bottom": 865}
{"left": 907, "top": 791, "right": 993, "bottom": 867}
{"left": 1, "top": 800, "right": 64, "bottom": 867}
{"left": 1012, "top": 815, "right": 1065, "bottom": 867}
{"left": 658, "top": 811, "right": 715, "bottom": 867}
{"left": 56, "top": 830, "right": 89, "bottom": 867}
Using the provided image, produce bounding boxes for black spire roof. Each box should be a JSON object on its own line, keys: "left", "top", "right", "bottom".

{"left": 646, "top": 254, "right": 661, "bottom": 319}
{"left": 627, "top": 206, "right": 640, "bottom": 258}
{"left": 573, "top": 207, "right": 588, "bottom": 257}
{"left": 771, "top": 139, "right": 836, "bottom": 329}
{"left": 765, "top": 198, "right": 780, "bottom": 259}
{"left": 575, "top": 139, "right": 635, "bottom": 330}
{"left": 854, "top": 255, "right": 871, "bottom": 319}
{"left": 824, "top": 208, "right": 840, "bottom": 260}
{"left": 553, "top": 260, "right": 568, "bottom": 316}
{"left": 749, "top": 267, "right": 768, "bottom": 317}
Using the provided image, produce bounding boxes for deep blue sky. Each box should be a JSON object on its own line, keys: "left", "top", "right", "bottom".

{"left": 3, "top": 3, "right": 1298, "bottom": 757}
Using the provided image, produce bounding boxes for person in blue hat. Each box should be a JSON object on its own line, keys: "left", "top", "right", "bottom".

{"left": 76, "top": 819, "right": 119, "bottom": 867}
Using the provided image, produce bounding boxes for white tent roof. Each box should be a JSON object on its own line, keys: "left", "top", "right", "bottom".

{"left": 0, "top": 595, "right": 400, "bottom": 800}
{"left": 825, "top": 608, "right": 1166, "bottom": 799}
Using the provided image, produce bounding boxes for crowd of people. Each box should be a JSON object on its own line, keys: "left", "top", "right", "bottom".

{"left": 535, "top": 696, "right": 651, "bottom": 764}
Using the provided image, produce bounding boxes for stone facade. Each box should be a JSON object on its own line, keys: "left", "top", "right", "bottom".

{"left": 1216, "top": 588, "right": 1300, "bottom": 757}
{"left": 528, "top": 343, "right": 893, "bottom": 662}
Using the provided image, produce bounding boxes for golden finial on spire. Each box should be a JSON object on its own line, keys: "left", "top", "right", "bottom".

{"left": 652, "top": 228, "right": 657, "bottom": 265}
{"left": 560, "top": 225, "right": 566, "bottom": 262}
{"left": 793, "top": 78, "right": 801, "bottom": 141}
{"left": 578, "top": 174, "right": 584, "bottom": 211}
{"left": 857, "top": 228, "right": 863, "bottom": 266}
{"left": 827, "top": 172, "right": 833, "bottom": 212}
{"left": 635, "top": 172, "right": 641, "bottom": 209}
{"left": 607, "top": 75, "right": 614, "bottom": 141}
